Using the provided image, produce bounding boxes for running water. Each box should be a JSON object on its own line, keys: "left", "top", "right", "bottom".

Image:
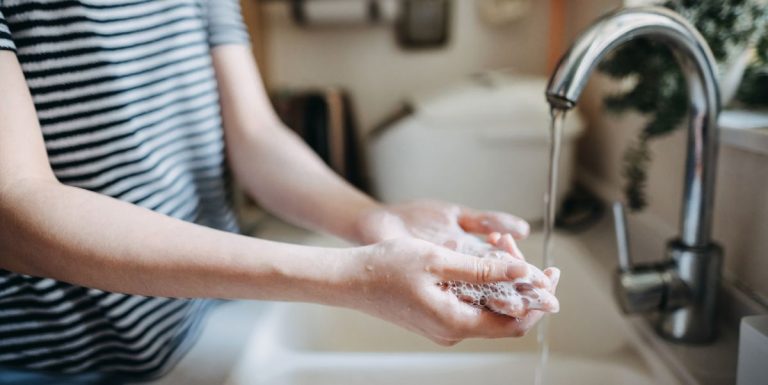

{"left": 534, "top": 107, "right": 567, "bottom": 385}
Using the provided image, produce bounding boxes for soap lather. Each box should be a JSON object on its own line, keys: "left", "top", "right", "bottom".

{"left": 440, "top": 242, "right": 560, "bottom": 318}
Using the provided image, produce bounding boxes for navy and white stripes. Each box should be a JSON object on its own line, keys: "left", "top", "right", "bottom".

{"left": 0, "top": 0, "right": 248, "bottom": 379}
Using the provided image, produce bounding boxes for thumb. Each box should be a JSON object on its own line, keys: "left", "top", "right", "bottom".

{"left": 487, "top": 233, "right": 525, "bottom": 260}
{"left": 434, "top": 251, "right": 528, "bottom": 283}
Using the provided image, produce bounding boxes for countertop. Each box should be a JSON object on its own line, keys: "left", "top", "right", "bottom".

{"left": 720, "top": 109, "right": 768, "bottom": 156}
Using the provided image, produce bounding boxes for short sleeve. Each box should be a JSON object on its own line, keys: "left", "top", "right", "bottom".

{"left": 0, "top": 9, "right": 16, "bottom": 52}
{"left": 204, "top": 0, "right": 251, "bottom": 47}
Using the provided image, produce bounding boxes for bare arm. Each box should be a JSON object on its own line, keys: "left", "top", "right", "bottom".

{"left": 0, "top": 53, "right": 355, "bottom": 302}
{"left": 212, "top": 45, "right": 380, "bottom": 243}
{"left": 212, "top": 45, "right": 531, "bottom": 245}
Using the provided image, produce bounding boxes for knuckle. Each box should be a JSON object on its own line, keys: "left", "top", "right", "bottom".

{"left": 470, "top": 260, "right": 482, "bottom": 282}
{"left": 475, "top": 260, "right": 494, "bottom": 282}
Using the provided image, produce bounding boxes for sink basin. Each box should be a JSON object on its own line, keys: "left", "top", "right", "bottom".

{"left": 223, "top": 233, "right": 682, "bottom": 385}
{"left": 244, "top": 353, "right": 655, "bottom": 385}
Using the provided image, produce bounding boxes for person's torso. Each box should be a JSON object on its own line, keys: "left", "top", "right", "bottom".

{"left": 0, "top": 0, "right": 243, "bottom": 379}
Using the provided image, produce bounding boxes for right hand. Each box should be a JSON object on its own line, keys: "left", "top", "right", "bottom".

{"left": 337, "top": 237, "right": 558, "bottom": 346}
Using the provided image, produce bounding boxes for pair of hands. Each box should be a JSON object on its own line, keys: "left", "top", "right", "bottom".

{"left": 345, "top": 201, "right": 560, "bottom": 346}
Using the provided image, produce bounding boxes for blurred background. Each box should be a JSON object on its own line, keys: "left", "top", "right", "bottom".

{"left": 236, "top": 0, "right": 610, "bottom": 223}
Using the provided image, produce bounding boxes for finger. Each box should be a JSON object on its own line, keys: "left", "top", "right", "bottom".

{"left": 451, "top": 307, "right": 534, "bottom": 338}
{"left": 458, "top": 209, "right": 530, "bottom": 239}
{"left": 487, "top": 232, "right": 502, "bottom": 245}
{"left": 487, "top": 296, "right": 527, "bottom": 318}
{"left": 497, "top": 234, "right": 525, "bottom": 260}
{"left": 515, "top": 310, "right": 546, "bottom": 333}
{"left": 450, "top": 237, "right": 494, "bottom": 256}
{"left": 434, "top": 251, "right": 528, "bottom": 283}
{"left": 480, "top": 307, "right": 552, "bottom": 338}
{"left": 485, "top": 284, "right": 560, "bottom": 315}
{"left": 526, "top": 288, "right": 560, "bottom": 313}
{"left": 437, "top": 287, "right": 540, "bottom": 339}
{"left": 526, "top": 264, "right": 552, "bottom": 290}
{"left": 485, "top": 233, "right": 524, "bottom": 261}
{"left": 544, "top": 267, "right": 561, "bottom": 293}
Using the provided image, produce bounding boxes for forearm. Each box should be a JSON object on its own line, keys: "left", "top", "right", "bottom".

{"left": 212, "top": 45, "right": 381, "bottom": 244}
{"left": 228, "top": 123, "right": 379, "bottom": 243}
{"left": 0, "top": 178, "right": 354, "bottom": 303}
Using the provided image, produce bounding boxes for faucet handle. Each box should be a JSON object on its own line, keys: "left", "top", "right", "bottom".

{"left": 612, "top": 202, "right": 632, "bottom": 271}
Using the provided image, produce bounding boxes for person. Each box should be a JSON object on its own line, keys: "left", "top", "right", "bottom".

{"left": 0, "top": 1, "right": 559, "bottom": 383}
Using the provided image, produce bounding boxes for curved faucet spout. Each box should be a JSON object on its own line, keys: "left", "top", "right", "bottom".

{"left": 546, "top": 7, "right": 721, "bottom": 248}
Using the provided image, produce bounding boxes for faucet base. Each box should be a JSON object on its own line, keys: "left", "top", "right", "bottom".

{"left": 655, "top": 240, "right": 723, "bottom": 343}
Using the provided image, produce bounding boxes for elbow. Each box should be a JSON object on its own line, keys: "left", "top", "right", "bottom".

{"left": 0, "top": 177, "right": 62, "bottom": 277}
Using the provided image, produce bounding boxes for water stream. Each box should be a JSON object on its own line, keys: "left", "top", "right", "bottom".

{"left": 534, "top": 107, "right": 567, "bottom": 385}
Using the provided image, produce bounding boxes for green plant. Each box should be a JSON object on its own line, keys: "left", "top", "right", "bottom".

{"left": 736, "top": 32, "right": 768, "bottom": 106}
{"left": 598, "top": 0, "right": 768, "bottom": 210}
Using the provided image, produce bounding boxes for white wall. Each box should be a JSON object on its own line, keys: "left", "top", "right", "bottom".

{"left": 260, "top": 0, "right": 552, "bottom": 134}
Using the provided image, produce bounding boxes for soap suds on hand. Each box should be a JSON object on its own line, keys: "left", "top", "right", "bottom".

{"left": 440, "top": 243, "right": 559, "bottom": 318}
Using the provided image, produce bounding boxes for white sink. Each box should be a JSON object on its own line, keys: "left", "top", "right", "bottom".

{"left": 236, "top": 354, "right": 655, "bottom": 385}
{"left": 220, "top": 233, "right": 682, "bottom": 385}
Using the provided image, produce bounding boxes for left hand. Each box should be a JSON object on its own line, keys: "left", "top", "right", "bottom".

{"left": 355, "top": 200, "right": 530, "bottom": 255}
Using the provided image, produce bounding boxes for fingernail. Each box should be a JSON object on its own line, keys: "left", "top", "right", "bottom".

{"left": 506, "top": 262, "right": 527, "bottom": 278}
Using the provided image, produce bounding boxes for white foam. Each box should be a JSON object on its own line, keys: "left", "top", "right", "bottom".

{"left": 440, "top": 245, "right": 559, "bottom": 318}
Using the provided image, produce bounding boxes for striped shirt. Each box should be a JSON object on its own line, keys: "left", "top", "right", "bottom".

{"left": 0, "top": 0, "right": 249, "bottom": 379}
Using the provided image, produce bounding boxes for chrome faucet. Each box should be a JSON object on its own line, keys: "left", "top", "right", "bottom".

{"left": 546, "top": 7, "right": 722, "bottom": 343}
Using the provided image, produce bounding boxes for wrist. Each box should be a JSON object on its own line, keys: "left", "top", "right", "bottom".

{"left": 229, "top": 238, "right": 364, "bottom": 306}
{"left": 317, "top": 244, "right": 378, "bottom": 309}
{"left": 353, "top": 204, "right": 409, "bottom": 245}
